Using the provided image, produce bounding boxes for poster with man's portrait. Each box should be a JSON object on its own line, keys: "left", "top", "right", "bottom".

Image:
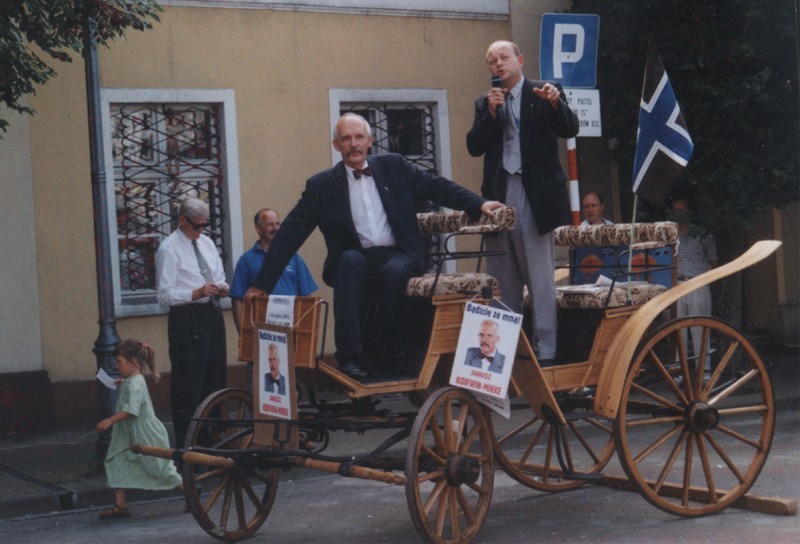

{"left": 450, "top": 301, "right": 522, "bottom": 401}
{"left": 257, "top": 328, "right": 292, "bottom": 420}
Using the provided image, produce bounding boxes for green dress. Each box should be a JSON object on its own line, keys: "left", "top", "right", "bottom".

{"left": 104, "top": 374, "right": 182, "bottom": 490}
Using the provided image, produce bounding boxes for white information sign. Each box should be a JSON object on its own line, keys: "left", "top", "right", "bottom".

{"left": 565, "top": 88, "right": 602, "bottom": 137}
{"left": 266, "top": 295, "right": 295, "bottom": 327}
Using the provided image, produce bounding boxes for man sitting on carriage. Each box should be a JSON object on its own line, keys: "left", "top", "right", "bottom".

{"left": 245, "top": 113, "right": 503, "bottom": 381}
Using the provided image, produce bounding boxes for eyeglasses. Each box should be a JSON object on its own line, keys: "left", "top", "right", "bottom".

{"left": 184, "top": 215, "right": 210, "bottom": 231}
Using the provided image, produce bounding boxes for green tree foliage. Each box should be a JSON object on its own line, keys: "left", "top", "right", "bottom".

{"left": 0, "top": 0, "right": 161, "bottom": 133}
{"left": 571, "top": 0, "right": 799, "bottom": 241}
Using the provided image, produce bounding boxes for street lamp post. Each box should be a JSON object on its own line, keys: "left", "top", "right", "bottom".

{"left": 83, "top": 13, "right": 121, "bottom": 464}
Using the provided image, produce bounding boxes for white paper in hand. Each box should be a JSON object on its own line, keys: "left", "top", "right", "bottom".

{"left": 96, "top": 367, "right": 117, "bottom": 390}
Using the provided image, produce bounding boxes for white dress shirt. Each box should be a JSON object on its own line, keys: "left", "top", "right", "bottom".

{"left": 346, "top": 162, "right": 396, "bottom": 248}
{"left": 156, "top": 229, "right": 228, "bottom": 307}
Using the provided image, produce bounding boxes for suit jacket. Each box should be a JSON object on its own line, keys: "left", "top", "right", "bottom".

{"left": 467, "top": 78, "right": 579, "bottom": 234}
{"left": 252, "top": 153, "right": 485, "bottom": 290}
{"left": 464, "top": 347, "right": 505, "bottom": 374}
{"left": 265, "top": 373, "right": 286, "bottom": 395}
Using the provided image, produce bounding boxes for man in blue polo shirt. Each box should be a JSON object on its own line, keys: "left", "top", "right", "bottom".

{"left": 230, "top": 208, "right": 318, "bottom": 332}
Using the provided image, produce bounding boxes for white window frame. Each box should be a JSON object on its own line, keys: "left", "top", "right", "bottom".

{"left": 100, "top": 88, "right": 244, "bottom": 317}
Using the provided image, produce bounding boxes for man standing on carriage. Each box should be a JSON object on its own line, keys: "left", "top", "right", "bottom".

{"left": 246, "top": 113, "right": 503, "bottom": 380}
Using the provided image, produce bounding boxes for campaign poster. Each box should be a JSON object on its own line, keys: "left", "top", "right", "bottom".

{"left": 449, "top": 301, "right": 522, "bottom": 401}
{"left": 257, "top": 328, "right": 292, "bottom": 420}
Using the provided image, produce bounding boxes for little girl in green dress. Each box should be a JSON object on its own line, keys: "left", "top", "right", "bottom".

{"left": 96, "top": 339, "right": 182, "bottom": 519}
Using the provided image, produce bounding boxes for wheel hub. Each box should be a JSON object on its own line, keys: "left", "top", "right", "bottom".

{"left": 686, "top": 401, "right": 721, "bottom": 432}
{"left": 445, "top": 454, "right": 480, "bottom": 486}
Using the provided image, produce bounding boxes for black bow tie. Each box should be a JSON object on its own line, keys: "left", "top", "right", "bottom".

{"left": 482, "top": 355, "right": 494, "bottom": 363}
{"left": 352, "top": 166, "right": 372, "bottom": 180}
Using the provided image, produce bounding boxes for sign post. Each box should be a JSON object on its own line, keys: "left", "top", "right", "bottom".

{"left": 540, "top": 13, "right": 601, "bottom": 225}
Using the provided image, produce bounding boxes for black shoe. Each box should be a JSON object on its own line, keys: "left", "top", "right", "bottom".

{"left": 539, "top": 358, "right": 557, "bottom": 368}
{"left": 340, "top": 362, "right": 368, "bottom": 380}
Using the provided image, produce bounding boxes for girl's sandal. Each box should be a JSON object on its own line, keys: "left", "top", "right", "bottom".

{"left": 99, "top": 504, "right": 130, "bottom": 519}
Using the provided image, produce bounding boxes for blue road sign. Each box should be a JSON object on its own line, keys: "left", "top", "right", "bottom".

{"left": 540, "top": 13, "right": 600, "bottom": 88}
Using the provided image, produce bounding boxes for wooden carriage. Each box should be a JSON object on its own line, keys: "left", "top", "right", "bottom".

{"left": 133, "top": 208, "right": 791, "bottom": 543}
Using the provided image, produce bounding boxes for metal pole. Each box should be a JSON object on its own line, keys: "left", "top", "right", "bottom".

{"left": 566, "top": 137, "right": 581, "bottom": 225}
{"left": 83, "top": 13, "right": 121, "bottom": 465}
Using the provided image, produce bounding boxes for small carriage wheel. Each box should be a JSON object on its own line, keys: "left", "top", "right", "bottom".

{"left": 183, "top": 388, "right": 279, "bottom": 542}
{"left": 615, "top": 316, "right": 775, "bottom": 516}
{"left": 405, "top": 387, "right": 494, "bottom": 544}
{"left": 490, "top": 397, "right": 615, "bottom": 492}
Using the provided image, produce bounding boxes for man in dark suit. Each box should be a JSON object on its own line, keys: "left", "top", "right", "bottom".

{"left": 467, "top": 40, "right": 579, "bottom": 364}
{"left": 264, "top": 343, "right": 286, "bottom": 395}
{"left": 247, "top": 113, "right": 503, "bottom": 379}
{"left": 464, "top": 319, "right": 505, "bottom": 374}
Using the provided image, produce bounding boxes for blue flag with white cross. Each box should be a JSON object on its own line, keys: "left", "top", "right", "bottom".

{"left": 632, "top": 41, "right": 694, "bottom": 208}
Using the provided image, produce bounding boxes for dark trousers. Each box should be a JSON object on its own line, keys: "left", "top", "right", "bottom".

{"left": 331, "top": 246, "right": 418, "bottom": 364}
{"left": 168, "top": 302, "right": 227, "bottom": 447}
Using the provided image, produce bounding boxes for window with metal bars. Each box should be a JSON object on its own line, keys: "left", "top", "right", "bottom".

{"left": 111, "top": 103, "right": 227, "bottom": 306}
{"left": 339, "top": 104, "right": 438, "bottom": 174}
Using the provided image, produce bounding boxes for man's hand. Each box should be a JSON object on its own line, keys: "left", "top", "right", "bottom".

{"left": 533, "top": 83, "right": 562, "bottom": 110}
{"left": 488, "top": 86, "right": 507, "bottom": 118}
{"left": 244, "top": 287, "right": 267, "bottom": 300}
{"left": 480, "top": 201, "right": 504, "bottom": 217}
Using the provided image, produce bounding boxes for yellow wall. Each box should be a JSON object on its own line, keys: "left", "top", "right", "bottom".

{"left": 27, "top": 7, "right": 508, "bottom": 381}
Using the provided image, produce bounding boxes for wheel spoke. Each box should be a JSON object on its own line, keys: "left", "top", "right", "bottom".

{"left": 704, "top": 431, "right": 746, "bottom": 482}
{"left": 681, "top": 434, "right": 695, "bottom": 506}
{"left": 696, "top": 435, "right": 717, "bottom": 503}
{"left": 456, "top": 486, "right": 477, "bottom": 525}
{"left": 496, "top": 414, "right": 539, "bottom": 446}
{"left": 708, "top": 369, "right": 759, "bottom": 406}
{"left": 235, "top": 482, "right": 247, "bottom": 529}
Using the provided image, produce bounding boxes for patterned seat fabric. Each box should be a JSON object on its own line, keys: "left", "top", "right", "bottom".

{"left": 405, "top": 272, "right": 498, "bottom": 297}
{"left": 555, "top": 282, "right": 667, "bottom": 309}
{"left": 554, "top": 222, "right": 679, "bottom": 249}
{"left": 522, "top": 282, "right": 667, "bottom": 309}
{"left": 416, "top": 206, "right": 516, "bottom": 235}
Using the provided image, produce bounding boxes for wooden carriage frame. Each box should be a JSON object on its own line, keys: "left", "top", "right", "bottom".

{"left": 134, "top": 209, "right": 794, "bottom": 544}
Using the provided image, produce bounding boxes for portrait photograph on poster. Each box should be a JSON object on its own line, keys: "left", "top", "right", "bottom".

{"left": 257, "top": 328, "right": 293, "bottom": 420}
{"left": 449, "top": 301, "right": 522, "bottom": 401}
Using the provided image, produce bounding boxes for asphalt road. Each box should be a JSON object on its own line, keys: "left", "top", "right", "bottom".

{"left": 2, "top": 401, "right": 798, "bottom": 544}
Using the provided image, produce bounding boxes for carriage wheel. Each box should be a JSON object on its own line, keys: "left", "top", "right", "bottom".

{"left": 405, "top": 387, "right": 494, "bottom": 544}
{"left": 615, "top": 317, "right": 775, "bottom": 516}
{"left": 490, "top": 396, "right": 615, "bottom": 492}
{"left": 183, "top": 388, "right": 279, "bottom": 542}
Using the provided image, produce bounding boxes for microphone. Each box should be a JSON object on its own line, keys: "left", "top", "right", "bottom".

{"left": 491, "top": 75, "right": 504, "bottom": 119}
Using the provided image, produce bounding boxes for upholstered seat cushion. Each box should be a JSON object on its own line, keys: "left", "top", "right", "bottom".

{"left": 416, "top": 206, "right": 516, "bottom": 235}
{"left": 554, "top": 222, "right": 678, "bottom": 249}
{"left": 555, "top": 282, "right": 667, "bottom": 309}
{"left": 406, "top": 272, "right": 498, "bottom": 297}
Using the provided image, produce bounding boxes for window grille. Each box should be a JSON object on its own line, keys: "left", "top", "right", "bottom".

{"left": 111, "top": 103, "right": 227, "bottom": 305}
{"left": 339, "top": 104, "right": 438, "bottom": 174}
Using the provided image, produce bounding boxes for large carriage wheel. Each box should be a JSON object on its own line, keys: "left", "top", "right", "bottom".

{"left": 491, "top": 396, "right": 615, "bottom": 492}
{"left": 405, "top": 387, "right": 494, "bottom": 544}
{"left": 615, "top": 316, "right": 775, "bottom": 516}
{"left": 183, "top": 388, "right": 279, "bottom": 542}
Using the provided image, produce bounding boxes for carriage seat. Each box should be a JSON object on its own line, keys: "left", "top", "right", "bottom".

{"left": 405, "top": 207, "right": 516, "bottom": 297}
{"left": 549, "top": 222, "right": 678, "bottom": 310}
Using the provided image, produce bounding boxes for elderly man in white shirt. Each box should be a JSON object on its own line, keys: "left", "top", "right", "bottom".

{"left": 156, "top": 197, "right": 229, "bottom": 447}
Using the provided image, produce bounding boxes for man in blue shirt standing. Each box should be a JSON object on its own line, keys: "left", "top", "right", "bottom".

{"left": 230, "top": 208, "right": 318, "bottom": 332}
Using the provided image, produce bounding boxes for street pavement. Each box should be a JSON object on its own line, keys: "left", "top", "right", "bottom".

{"left": 1, "top": 350, "right": 798, "bottom": 543}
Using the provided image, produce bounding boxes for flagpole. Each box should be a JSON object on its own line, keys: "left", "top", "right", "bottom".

{"left": 626, "top": 193, "right": 639, "bottom": 303}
